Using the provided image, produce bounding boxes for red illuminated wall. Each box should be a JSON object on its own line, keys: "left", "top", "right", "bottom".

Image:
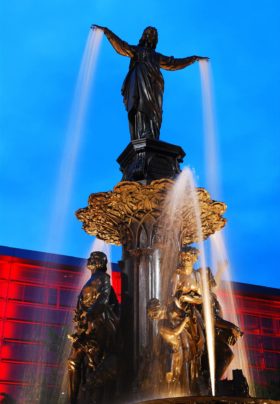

{"left": 0, "top": 246, "right": 121, "bottom": 401}
{"left": 0, "top": 246, "right": 279, "bottom": 400}
{"left": 219, "top": 283, "right": 280, "bottom": 391}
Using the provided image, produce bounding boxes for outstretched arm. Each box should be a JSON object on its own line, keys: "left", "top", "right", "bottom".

{"left": 91, "top": 24, "right": 135, "bottom": 58}
{"left": 159, "top": 53, "right": 209, "bottom": 71}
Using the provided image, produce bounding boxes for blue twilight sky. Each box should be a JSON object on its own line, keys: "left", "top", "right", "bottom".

{"left": 1, "top": 1, "right": 280, "bottom": 288}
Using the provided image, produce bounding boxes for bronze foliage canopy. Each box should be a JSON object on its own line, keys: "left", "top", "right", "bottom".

{"left": 76, "top": 179, "right": 226, "bottom": 246}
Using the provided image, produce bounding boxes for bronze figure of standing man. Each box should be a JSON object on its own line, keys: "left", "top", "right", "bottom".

{"left": 68, "top": 251, "right": 120, "bottom": 404}
{"left": 92, "top": 25, "right": 208, "bottom": 141}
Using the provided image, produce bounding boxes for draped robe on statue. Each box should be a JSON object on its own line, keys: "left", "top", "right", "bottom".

{"left": 103, "top": 28, "right": 198, "bottom": 140}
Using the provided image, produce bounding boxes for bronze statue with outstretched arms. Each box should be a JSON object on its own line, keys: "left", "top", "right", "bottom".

{"left": 91, "top": 25, "right": 208, "bottom": 141}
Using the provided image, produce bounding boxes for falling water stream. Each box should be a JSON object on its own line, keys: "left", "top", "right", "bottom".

{"left": 160, "top": 171, "right": 194, "bottom": 306}
{"left": 148, "top": 176, "right": 188, "bottom": 398}
{"left": 183, "top": 168, "right": 216, "bottom": 396}
{"left": 210, "top": 232, "right": 254, "bottom": 395}
{"left": 49, "top": 29, "right": 104, "bottom": 403}
{"left": 156, "top": 168, "right": 215, "bottom": 397}
{"left": 47, "top": 28, "right": 103, "bottom": 252}
{"left": 198, "top": 60, "right": 220, "bottom": 199}
{"left": 199, "top": 60, "right": 255, "bottom": 395}
{"left": 18, "top": 29, "right": 104, "bottom": 403}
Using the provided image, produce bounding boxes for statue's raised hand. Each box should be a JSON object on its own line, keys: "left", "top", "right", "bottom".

{"left": 91, "top": 24, "right": 105, "bottom": 32}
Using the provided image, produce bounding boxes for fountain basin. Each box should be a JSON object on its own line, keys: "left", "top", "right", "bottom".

{"left": 136, "top": 396, "right": 278, "bottom": 404}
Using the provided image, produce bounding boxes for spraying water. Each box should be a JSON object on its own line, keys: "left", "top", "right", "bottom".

{"left": 18, "top": 30, "right": 104, "bottom": 403}
{"left": 154, "top": 169, "right": 215, "bottom": 397}
{"left": 153, "top": 248, "right": 161, "bottom": 300}
{"left": 199, "top": 60, "right": 220, "bottom": 200}
{"left": 199, "top": 60, "right": 254, "bottom": 394}
{"left": 47, "top": 28, "right": 103, "bottom": 252}
{"left": 47, "top": 30, "right": 103, "bottom": 403}
{"left": 147, "top": 192, "right": 181, "bottom": 397}
{"left": 160, "top": 172, "right": 193, "bottom": 306}
{"left": 184, "top": 167, "right": 216, "bottom": 396}
{"left": 148, "top": 173, "right": 197, "bottom": 398}
{"left": 210, "top": 232, "right": 255, "bottom": 395}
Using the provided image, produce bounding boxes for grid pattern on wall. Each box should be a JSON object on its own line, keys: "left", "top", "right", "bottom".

{"left": 0, "top": 246, "right": 121, "bottom": 400}
{"left": 218, "top": 283, "right": 280, "bottom": 391}
{"left": 0, "top": 246, "right": 279, "bottom": 400}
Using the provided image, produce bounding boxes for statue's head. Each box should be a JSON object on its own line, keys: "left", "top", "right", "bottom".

{"left": 139, "top": 26, "right": 158, "bottom": 49}
{"left": 177, "top": 246, "right": 199, "bottom": 275}
{"left": 87, "top": 251, "right": 107, "bottom": 273}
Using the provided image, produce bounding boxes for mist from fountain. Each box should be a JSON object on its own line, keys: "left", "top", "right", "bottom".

{"left": 210, "top": 232, "right": 255, "bottom": 396}
{"left": 47, "top": 28, "right": 103, "bottom": 253}
{"left": 160, "top": 170, "right": 193, "bottom": 307}
{"left": 145, "top": 172, "right": 193, "bottom": 398}
{"left": 17, "top": 30, "right": 103, "bottom": 403}
{"left": 199, "top": 60, "right": 255, "bottom": 395}
{"left": 147, "top": 178, "right": 186, "bottom": 398}
{"left": 183, "top": 167, "right": 216, "bottom": 396}
{"left": 160, "top": 174, "right": 192, "bottom": 397}
{"left": 151, "top": 168, "right": 215, "bottom": 397}
{"left": 48, "top": 29, "right": 103, "bottom": 404}
{"left": 198, "top": 60, "right": 220, "bottom": 200}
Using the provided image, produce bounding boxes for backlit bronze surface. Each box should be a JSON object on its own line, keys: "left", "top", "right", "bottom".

{"left": 76, "top": 179, "right": 226, "bottom": 246}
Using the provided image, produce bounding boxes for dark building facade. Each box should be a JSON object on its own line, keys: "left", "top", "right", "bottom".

{"left": 0, "top": 246, "right": 279, "bottom": 401}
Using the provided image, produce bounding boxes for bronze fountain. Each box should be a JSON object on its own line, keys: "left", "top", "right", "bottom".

{"left": 67, "top": 26, "right": 273, "bottom": 404}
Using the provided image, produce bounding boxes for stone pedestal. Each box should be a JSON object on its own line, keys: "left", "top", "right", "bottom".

{"left": 117, "top": 139, "right": 185, "bottom": 183}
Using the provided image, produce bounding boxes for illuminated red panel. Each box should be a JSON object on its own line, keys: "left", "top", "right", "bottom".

{"left": 0, "top": 282, "right": 9, "bottom": 300}
{"left": 0, "top": 254, "right": 76, "bottom": 397}
{"left": 112, "top": 271, "right": 121, "bottom": 302}
{"left": 3, "top": 320, "right": 69, "bottom": 341}
{"left": 0, "top": 304, "right": 6, "bottom": 320}
{"left": 0, "top": 258, "right": 11, "bottom": 279}
{"left": 0, "top": 247, "right": 279, "bottom": 400}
